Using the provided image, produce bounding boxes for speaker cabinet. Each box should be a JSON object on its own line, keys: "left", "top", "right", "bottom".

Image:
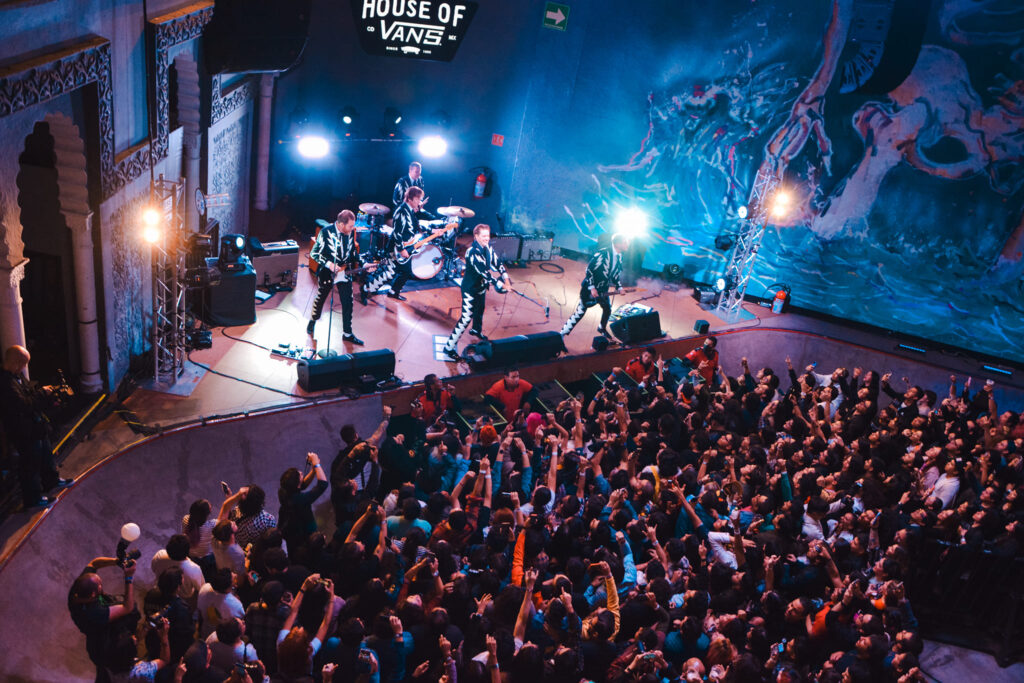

{"left": 610, "top": 310, "right": 662, "bottom": 344}
{"left": 204, "top": 257, "right": 256, "bottom": 327}
{"left": 471, "top": 331, "right": 565, "bottom": 369}
{"left": 694, "top": 319, "right": 710, "bottom": 334}
{"left": 490, "top": 234, "right": 522, "bottom": 261}
{"left": 296, "top": 349, "right": 396, "bottom": 392}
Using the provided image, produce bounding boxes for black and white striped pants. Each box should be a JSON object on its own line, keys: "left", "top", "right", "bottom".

{"left": 560, "top": 289, "right": 611, "bottom": 336}
{"left": 364, "top": 256, "right": 413, "bottom": 295}
{"left": 443, "top": 287, "right": 486, "bottom": 352}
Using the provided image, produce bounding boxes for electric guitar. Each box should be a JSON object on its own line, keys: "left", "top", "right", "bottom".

{"left": 321, "top": 261, "right": 379, "bottom": 285}
{"left": 582, "top": 286, "right": 646, "bottom": 306}
{"left": 394, "top": 222, "right": 459, "bottom": 264}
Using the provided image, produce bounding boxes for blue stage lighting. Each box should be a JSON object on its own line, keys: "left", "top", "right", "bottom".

{"left": 614, "top": 207, "right": 649, "bottom": 238}
{"left": 297, "top": 135, "right": 330, "bottom": 159}
{"left": 418, "top": 135, "right": 448, "bottom": 158}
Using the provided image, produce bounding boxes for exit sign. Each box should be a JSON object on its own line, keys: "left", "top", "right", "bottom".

{"left": 491, "top": 134, "right": 504, "bottom": 146}
{"left": 543, "top": 2, "right": 569, "bottom": 31}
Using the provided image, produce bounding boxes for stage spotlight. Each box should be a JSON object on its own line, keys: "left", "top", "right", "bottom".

{"left": 142, "top": 224, "right": 161, "bottom": 244}
{"left": 418, "top": 135, "right": 448, "bottom": 158}
{"left": 340, "top": 106, "right": 358, "bottom": 126}
{"left": 142, "top": 207, "right": 161, "bottom": 226}
{"left": 737, "top": 205, "right": 748, "bottom": 219}
{"left": 714, "top": 234, "right": 734, "bottom": 251}
{"left": 714, "top": 275, "right": 735, "bottom": 292}
{"left": 382, "top": 107, "right": 404, "bottom": 136}
{"left": 297, "top": 135, "right": 330, "bottom": 159}
{"left": 614, "top": 207, "right": 649, "bottom": 238}
{"left": 219, "top": 234, "right": 247, "bottom": 272}
{"left": 771, "top": 190, "right": 792, "bottom": 219}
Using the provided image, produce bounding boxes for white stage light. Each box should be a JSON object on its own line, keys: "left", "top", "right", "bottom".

{"left": 418, "top": 135, "right": 448, "bottom": 158}
{"left": 614, "top": 207, "right": 649, "bottom": 238}
{"left": 142, "top": 225, "right": 161, "bottom": 244}
{"left": 771, "top": 190, "right": 791, "bottom": 219}
{"left": 297, "top": 135, "right": 330, "bottom": 159}
{"left": 737, "top": 205, "right": 748, "bottom": 219}
{"left": 142, "top": 208, "right": 161, "bottom": 226}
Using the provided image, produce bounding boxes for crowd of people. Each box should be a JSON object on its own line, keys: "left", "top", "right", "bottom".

{"left": 67, "top": 336, "right": 1024, "bottom": 682}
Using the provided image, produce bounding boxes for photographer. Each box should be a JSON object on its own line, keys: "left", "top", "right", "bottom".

{"left": 278, "top": 452, "right": 329, "bottom": 554}
{"left": 67, "top": 554, "right": 139, "bottom": 682}
{"left": 0, "top": 344, "right": 72, "bottom": 509}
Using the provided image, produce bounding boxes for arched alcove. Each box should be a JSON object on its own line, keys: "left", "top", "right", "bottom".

{"left": 16, "top": 121, "right": 77, "bottom": 384}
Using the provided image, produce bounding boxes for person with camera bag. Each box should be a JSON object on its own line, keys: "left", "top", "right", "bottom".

{"left": 67, "top": 554, "right": 139, "bottom": 683}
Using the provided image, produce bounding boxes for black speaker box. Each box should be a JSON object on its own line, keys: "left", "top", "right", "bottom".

{"left": 297, "top": 349, "right": 396, "bottom": 392}
{"left": 610, "top": 310, "right": 662, "bottom": 344}
{"left": 472, "top": 331, "right": 565, "bottom": 369}
{"left": 204, "top": 0, "right": 312, "bottom": 74}
{"left": 694, "top": 319, "right": 710, "bottom": 334}
{"left": 204, "top": 257, "right": 256, "bottom": 327}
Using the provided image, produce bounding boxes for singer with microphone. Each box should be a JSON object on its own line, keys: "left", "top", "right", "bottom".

{"left": 442, "top": 224, "right": 510, "bottom": 361}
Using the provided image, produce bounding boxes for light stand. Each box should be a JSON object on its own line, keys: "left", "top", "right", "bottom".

{"left": 146, "top": 175, "right": 189, "bottom": 386}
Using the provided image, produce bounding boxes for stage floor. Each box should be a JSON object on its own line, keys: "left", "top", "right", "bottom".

{"left": 127, "top": 251, "right": 768, "bottom": 426}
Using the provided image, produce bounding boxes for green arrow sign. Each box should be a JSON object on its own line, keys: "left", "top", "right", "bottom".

{"left": 543, "top": 2, "right": 569, "bottom": 31}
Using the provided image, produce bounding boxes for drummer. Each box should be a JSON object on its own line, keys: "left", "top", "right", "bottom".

{"left": 392, "top": 161, "right": 437, "bottom": 219}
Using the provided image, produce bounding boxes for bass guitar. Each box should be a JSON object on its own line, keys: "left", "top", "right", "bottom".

{"left": 394, "top": 222, "right": 458, "bottom": 264}
{"left": 582, "top": 286, "right": 646, "bottom": 307}
{"left": 320, "top": 261, "right": 379, "bottom": 285}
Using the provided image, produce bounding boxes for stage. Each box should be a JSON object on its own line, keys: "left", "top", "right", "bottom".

{"left": 125, "top": 247, "right": 768, "bottom": 426}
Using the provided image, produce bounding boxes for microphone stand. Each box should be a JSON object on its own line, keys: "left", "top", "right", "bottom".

{"left": 318, "top": 267, "right": 338, "bottom": 359}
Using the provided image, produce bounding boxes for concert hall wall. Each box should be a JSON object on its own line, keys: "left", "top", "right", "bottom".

{"left": 281, "top": 0, "right": 1024, "bottom": 365}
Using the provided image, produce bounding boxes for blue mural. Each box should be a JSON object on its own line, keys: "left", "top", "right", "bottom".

{"left": 547, "top": 0, "right": 1024, "bottom": 363}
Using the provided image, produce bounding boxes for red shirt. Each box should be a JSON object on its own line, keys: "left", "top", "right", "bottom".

{"left": 486, "top": 379, "right": 534, "bottom": 421}
{"left": 625, "top": 357, "right": 655, "bottom": 384}
{"left": 419, "top": 389, "right": 452, "bottom": 424}
{"left": 685, "top": 347, "right": 718, "bottom": 384}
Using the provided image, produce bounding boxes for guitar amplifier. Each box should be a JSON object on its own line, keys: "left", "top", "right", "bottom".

{"left": 520, "top": 233, "right": 554, "bottom": 261}
{"left": 490, "top": 233, "right": 522, "bottom": 261}
{"left": 250, "top": 239, "right": 299, "bottom": 289}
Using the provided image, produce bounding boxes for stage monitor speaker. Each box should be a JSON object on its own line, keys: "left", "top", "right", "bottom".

{"left": 592, "top": 335, "right": 609, "bottom": 352}
{"left": 694, "top": 319, "right": 710, "bottom": 334}
{"left": 203, "top": 0, "right": 311, "bottom": 74}
{"left": 297, "top": 349, "right": 396, "bottom": 392}
{"left": 610, "top": 310, "right": 662, "bottom": 344}
{"left": 204, "top": 257, "right": 256, "bottom": 327}
{"left": 473, "top": 331, "right": 565, "bottom": 369}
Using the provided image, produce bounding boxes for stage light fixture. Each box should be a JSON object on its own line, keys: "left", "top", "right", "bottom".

{"left": 142, "top": 224, "right": 161, "bottom": 244}
{"left": 141, "top": 206, "right": 162, "bottom": 244}
{"left": 340, "top": 106, "right": 358, "bottom": 126}
{"left": 714, "top": 275, "right": 735, "bottom": 293}
{"left": 771, "top": 190, "right": 792, "bottom": 219}
{"left": 219, "top": 234, "right": 247, "bottom": 272}
{"left": 714, "top": 234, "right": 734, "bottom": 251}
{"left": 297, "top": 135, "right": 330, "bottom": 159}
{"left": 418, "top": 135, "right": 448, "bottom": 158}
{"left": 614, "top": 207, "right": 649, "bottom": 238}
{"left": 737, "top": 205, "right": 748, "bottom": 219}
{"left": 382, "top": 107, "right": 404, "bottom": 136}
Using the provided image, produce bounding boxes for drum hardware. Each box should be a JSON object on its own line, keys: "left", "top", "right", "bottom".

{"left": 438, "top": 205, "right": 475, "bottom": 219}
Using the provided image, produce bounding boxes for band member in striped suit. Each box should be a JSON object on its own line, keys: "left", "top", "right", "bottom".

{"left": 560, "top": 233, "right": 629, "bottom": 338}
{"left": 442, "top": 224, "right": 510, "bottom": 361}
{"left": 308, "top": 210, "right": 364, "bottom": 345}
{"left": 362, "top": 186, "right": 424, "bottom": 303}
{"left": 392, "top": 161, "right": 425, "bottom": 209}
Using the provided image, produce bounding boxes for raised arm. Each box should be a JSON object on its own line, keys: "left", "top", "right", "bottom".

{"left": 514, "top": 568, "right": 538, "bottom": 643}
{"left": 218, "top": 487, "right": 249, "bottom": 523}
{"left": 367, "top": 406, "right": 393, "bottom": 447}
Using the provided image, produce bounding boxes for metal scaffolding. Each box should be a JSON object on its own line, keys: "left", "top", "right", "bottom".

{"left": 148, "top": 176, "right": 188, "bottom": 385}
{"left": 715, "top": 165, "right": 783, "bottom": 321}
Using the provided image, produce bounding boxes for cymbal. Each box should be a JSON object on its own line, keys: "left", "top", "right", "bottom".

{"left": 438, "top": 206, "right": 475, "bottom": 218}
{"left": 359, "top": 202, "right": 391, "bottom": 216}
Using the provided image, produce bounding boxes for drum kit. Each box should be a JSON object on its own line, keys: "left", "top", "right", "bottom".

{"left": 354, "top": 202, "right": 476, "bottom": 282}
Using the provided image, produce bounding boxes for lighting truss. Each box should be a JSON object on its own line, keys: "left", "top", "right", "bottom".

{"left": 715, "top": 165, "right": 782, "bottom": 320}
{"left": 149, "top": 175, "right": 188, "bottom": 385}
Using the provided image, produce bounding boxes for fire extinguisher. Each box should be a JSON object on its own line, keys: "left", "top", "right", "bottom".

{"left": 473, "top": 171, "right": 487, "bottom": 200}
{"left": 772, "top": 288, "right": 789, "bottom": 314}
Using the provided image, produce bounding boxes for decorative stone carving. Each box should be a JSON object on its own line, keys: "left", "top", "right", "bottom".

{"left": 211, "top": 75, "right": 255, "bottom": 125}
{"left": 0, "top": 258, "right": 28, "bottom": 289}
{"left": 106, "top": 193, "right": 150, "bottom": 382}
{"left": 149, "top": 2, "right": 213, "bottom": 160}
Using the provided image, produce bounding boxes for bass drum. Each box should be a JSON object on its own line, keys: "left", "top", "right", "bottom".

{"left": 410, "top": 244, "right": 443, "bottom": 280}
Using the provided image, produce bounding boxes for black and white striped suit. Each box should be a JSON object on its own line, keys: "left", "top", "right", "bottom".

{"left": 364, "top": 202, "right": 418, "bottom": 296}
{"left": 560, "top": 246, "right": 623, "bottom": 336}
{"left": 392, "top": 174, "right": 425, "bottom": 208}
{"left": 443, "top": 240, "right": 506, "bottom": 353}
{"left": 310, "top": 224, "right": 360, "bottom": 333}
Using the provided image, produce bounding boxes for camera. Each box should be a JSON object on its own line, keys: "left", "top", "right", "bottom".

{"left": 234, "top": 661, "right": 261, "bottom": 676}
{"left": 116, "top": 522, "right": 141, "bottom": 569}
{"left": 146, "top": 606, "right": 170, "bottom": 629}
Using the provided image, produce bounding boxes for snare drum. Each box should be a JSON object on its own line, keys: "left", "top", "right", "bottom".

{"left": 410, "top": 244, "right": 443, "bottom": 280}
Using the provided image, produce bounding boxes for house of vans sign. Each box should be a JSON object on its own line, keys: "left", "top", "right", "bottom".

{"left": 352, "top": 0, "right": 478, "bottom": 61}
